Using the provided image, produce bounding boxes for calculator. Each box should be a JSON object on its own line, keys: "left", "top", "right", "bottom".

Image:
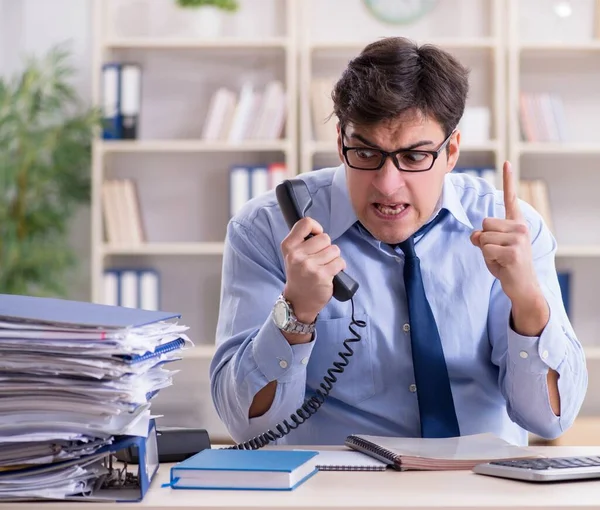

{"left": 473, "top": 456, "right": 600, "bottom": 482}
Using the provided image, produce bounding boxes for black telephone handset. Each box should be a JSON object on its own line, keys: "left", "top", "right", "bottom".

{"left": 229, "top": 178, "right": 365, "bottom": 451}
{"left": 275, "top": 179, "right": 359, "bottom": 302}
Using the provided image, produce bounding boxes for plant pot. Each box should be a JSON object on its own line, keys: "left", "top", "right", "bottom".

{"left": 188, "top": 6, "right": 223, "bottom": 38}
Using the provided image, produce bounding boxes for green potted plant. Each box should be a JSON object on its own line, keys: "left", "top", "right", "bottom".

{"left": 175, "top": 0, "right": 240, "bottom": 38}
{"left": 0, "top": 44, "right": 101, "bottom": 297}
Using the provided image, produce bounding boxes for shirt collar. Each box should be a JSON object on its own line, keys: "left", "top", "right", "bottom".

{"left": 328, "top": 164, "right": 473, "bottom": 241}
{"left": 329, "top": 164, "right": 358, "bottom": 242}
{"left": 441, "top": 173, "right": 473, "bottom": 230}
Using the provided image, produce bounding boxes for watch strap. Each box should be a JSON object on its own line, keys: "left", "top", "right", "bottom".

{"left": 274, "top": 295, "right": 317, "bottom": 335}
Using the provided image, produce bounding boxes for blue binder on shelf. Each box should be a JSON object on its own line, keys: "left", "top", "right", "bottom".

{"left": 557, "top": 271, "right": 571, "bottom": 318}
{"left": 102, "top": 62, "right": 122, "bottom": 139}
{"left": 0, "top": 293, "right": 179, "bottom": 329}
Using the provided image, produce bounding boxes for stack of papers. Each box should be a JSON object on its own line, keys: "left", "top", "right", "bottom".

{"left": 0, "top": 294, "right": 193, "bottom": 500}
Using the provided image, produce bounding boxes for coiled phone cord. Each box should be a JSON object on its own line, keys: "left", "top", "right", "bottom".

{"left": 229, "top": 296, "right": 366, "bottom": 450}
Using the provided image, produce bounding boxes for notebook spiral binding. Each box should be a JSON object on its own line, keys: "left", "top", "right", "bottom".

{"left": 317, "top": 464, "right": 386, "bottom": 472}
{"left": 344, "top": 436, "right": 400, "bottom": 468}
{"left": 229, "top": 297, "right": 367, "bottom": 450}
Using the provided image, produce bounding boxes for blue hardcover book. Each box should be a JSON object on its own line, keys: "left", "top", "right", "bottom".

{"left": 168, "top": 449, "right": 319, "bottom": 491}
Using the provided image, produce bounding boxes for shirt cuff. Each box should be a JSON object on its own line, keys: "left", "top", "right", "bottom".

{"left": 507, "top": 306, "right": 567, "bottom": 374}
{"left": 252, "top": 313, "right": 317, "bottom": 383}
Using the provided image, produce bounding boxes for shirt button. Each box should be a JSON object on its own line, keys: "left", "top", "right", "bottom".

{"left": 519, "top": 351, "right": 528, "bottom": 359}
{"left": 279, "top": 360, "right": 288, "bottom": 369}
{"left": 403, "top": 323, "right": 410, "bottom": 332}
{"left": 542, "top": 350, "right": 549, "bottom": 360}
{"left": 301, "top": 357, "right": 309, "bottom": 365}
{"left": 409, "top": 384, "right": 417, "bottom": 393}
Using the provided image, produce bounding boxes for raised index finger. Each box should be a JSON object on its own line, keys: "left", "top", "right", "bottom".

{"left": 502, "top": 161, "right": 523, "bottom": 221}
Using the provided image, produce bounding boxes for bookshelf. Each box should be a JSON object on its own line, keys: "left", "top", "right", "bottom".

{"left": 507, "top": 0, "right": 600, "bottom": 360}
{"left": 298, "top": 0, "right": 507, "bottom": 179}
{"left": 90, "top": 0, "right": 298, "bottom": 358}
{"left": 90, "top": 0, "right": 600, "bottom": 367}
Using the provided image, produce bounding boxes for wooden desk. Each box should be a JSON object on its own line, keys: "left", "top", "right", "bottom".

{"left": 3, "top": 446, "right": 600, "bottom": 509}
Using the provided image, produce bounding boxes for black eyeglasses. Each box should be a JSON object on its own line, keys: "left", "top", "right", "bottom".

{"left": 341, "top": 128, "right": 455, "bottom": 172}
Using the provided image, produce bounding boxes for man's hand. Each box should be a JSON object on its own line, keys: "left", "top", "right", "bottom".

{"left": 471, "top": 161, "right": 550, "bottom": 337}
{"left": 471, "top": 161, "right": 558, "bottom": 415}
{"left": 281, "top": 217, "right": 345, "bottom": 326}
{"left": 470, "top": 161, "right": 541, "bottom": 306}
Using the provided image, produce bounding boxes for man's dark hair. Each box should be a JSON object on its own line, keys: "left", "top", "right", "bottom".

{"left": 332, "top": 37, "right": 470, "bottom": 137}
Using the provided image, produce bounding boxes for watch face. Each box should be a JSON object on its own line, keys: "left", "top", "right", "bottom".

{"left": 273, "top": 300, "right": 290, "bottom": 328}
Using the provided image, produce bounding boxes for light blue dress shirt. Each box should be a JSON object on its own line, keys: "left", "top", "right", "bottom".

{"left": 210, "top": 164, "right": 587, "bottom": 446}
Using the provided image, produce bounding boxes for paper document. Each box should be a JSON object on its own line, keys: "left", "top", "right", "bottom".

{"left": 311, "top": 450, "right": 388, "bottom": 471}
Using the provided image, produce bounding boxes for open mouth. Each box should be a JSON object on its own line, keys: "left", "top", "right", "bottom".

{"left": 373, "top": 203, "right": 409, "bottom": 217}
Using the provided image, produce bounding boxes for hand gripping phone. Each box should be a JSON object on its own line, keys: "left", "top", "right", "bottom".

{"left": 275, "top": 179, "right": 359, "bottom": 302}
{"left": 228, "top": 178, "right": 365, "bottom": 451}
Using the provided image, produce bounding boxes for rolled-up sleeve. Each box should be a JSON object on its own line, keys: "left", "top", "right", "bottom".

{"left": 209, "top": 218, "right": 317, "bottom": 444}
{"left": 488, "top": 208, "right": 588, "bottom": 440}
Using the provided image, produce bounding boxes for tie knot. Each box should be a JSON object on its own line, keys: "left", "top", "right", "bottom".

{"left": 398, "top": 236, "right": 416, "bottom": 258}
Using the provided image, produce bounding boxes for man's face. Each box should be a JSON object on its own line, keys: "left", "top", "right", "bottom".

{"left": 337, "top": 112, "right": 460, "bottom": 245}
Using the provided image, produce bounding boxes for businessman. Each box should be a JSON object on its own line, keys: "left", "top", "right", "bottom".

{"left": 210, "top": 37, "right": 587, "bottom": 446}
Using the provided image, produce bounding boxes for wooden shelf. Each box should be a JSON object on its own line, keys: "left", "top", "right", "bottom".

{"left": 182, "top": 344, "right": 599, "bottom": 361}
{"left": 519, "top": 41, "right": 600, "bottom": 52}
{"left": 97, "top": 139, "right": 290, "bottom": 153}
{"left": 518, "top": 143, "right": 600, "bottom": 155}
{"left": 556, "top": 245, "right": 600, "bottom": 257}
{"left": 102, "top": 242, "right": 225, "bottom": 256}
{"left": 585, "top": 347, "right": 600, "bottom": 361}
{"left": 310, "top": 37, "right": 498, "bottom": 52}
{"left": 104, "top": 37, "right": 289, "bottom": 50}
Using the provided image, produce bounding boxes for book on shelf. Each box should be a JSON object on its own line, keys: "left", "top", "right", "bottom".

{"left": 101, "top": 62, "right": 142, "bottom": 140}
{"left": 229, "top": 162, "right": 287, "bottom": 217}
{"left": 201, "top": 80, "right": 286, "bottom": 142}
{"left": 518, "top": 92, "right": 566, "bottom": 143}
{"left": 518, "top": 180, "right": 571, "bottom": 318}
{"left": 458, "top": 106, "right": 491, "bottom": 145}
{"left": 102, "top": 178, "right": 145, "bottom": 245}
{"left": 310, "top": 77, "right": 338, "bottom": 143}
{"left": 518, "top": 179, "right": 553, "bottom": 233}
{"left": 103, "top": 268, "right": 160, "bottom": 311}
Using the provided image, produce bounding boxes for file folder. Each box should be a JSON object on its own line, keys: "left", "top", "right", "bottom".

{"left": 120, "top": 63, "right": 141, "bottom": 139}
{"left": 88, "top": 418, "right": 159, "bottom": 502}
{"left": 0, "top": 419, "right": 159, "bottom": 502}
{"left": 0, "top": 293, "right": 179, "bottom": 329}
{"left": 102, "top": 63, "right": 122, "bottom": 139}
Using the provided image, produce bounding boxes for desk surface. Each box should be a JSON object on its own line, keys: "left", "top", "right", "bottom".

{"left": 3, "top": 446, "right": 600, "bottom": 510}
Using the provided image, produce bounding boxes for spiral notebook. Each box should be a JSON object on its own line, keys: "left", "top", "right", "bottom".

{"left": 310, "top": 450, "right": 388, "bottom": 471}
{"left": 345, "top": 433, "right": 539, "bottom": 471}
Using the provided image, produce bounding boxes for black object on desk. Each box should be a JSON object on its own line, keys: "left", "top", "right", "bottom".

{"left": 116, "top": 427, "right": 211, "bottom": 464}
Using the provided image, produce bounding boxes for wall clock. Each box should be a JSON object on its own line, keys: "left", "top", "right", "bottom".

{"left": 363, "top": 0, "right": 439, "bottom": 25}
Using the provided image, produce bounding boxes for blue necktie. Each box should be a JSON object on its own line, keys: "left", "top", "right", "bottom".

{"left": 398, "top": 209, "right": 460, "bottom": 438}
